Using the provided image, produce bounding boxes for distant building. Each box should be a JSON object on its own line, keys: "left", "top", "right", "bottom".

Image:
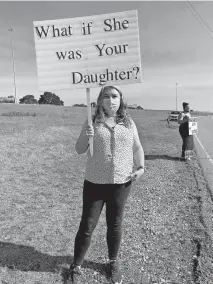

{"left": 127, "top": 104, "right": 137, "bottom": 109}
{"left": 127, "top": 104, "right": 143, "bottom": 110}
{"left": 0, "top": 96, "right": 15, "bottom": 103}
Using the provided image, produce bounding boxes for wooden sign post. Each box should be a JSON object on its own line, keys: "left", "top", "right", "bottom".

{"left": 86, "top": 88, "right": 93, "bottom": 156}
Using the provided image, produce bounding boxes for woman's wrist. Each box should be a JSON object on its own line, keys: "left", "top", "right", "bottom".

{"left": 137, "top": 165, "right": 145, "bottom": 171}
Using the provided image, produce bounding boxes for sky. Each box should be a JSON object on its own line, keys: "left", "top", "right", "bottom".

{"left": 0, "top": 1, "right": 213, "bottom": 111}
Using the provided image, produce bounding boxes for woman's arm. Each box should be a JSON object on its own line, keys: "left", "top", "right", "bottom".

{"left": 75, "top": 120, "right": 90, "bottom": 154}
{"left": 178, "top": 112, "right": 189, "bottom": 125}
{"left": 131, "top": 120, "right": 145, "bottom": 168}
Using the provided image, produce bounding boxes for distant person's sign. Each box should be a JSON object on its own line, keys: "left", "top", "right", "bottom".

{"left": 33, "top": 10, "right": 142, "bottom": 91}
{"left": 189, "top": 117, "right": 198, "bottom": 135}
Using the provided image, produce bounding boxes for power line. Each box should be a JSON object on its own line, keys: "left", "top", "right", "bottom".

{"left": 185, "top": 1, "right": 213, "bottom": 39}
{"left": 187, "top": 1, "right": 213, "bottom": 32}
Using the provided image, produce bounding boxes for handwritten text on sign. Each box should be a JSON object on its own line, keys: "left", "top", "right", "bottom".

{"left": 33, "top": 10, "right": 142, "bottom": 90}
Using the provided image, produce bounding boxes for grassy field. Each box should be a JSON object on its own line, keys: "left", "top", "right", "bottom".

{"left": 0, "top": 104, "right": 213, "bottom": 284}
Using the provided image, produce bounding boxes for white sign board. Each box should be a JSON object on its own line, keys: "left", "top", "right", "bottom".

{"left": 189, "top": 117, "right": 198, "bottom": 135}
{"left": 33, "top": 10, "right": 142, "bottom": 91}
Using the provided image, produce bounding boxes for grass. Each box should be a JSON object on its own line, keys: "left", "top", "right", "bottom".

{"left": 0, "top": 104, "right": 212, "bottom": 284}
{"left": 1, "top": 111, "right": 37, "bottom": 117}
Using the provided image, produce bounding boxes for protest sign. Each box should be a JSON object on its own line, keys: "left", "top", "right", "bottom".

{"left": 33, "top": 10, "right": 142, "bottom": 90}
{"left": 33, "top": 10, "right": 142, "bottom": 156}
{"left": 189, "top": 117, "right": 198, "bottom": 135}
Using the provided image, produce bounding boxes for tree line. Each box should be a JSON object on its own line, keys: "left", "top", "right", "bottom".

{"left": 73, "top": 102, "right": 143, "bottom": 109}
{"left": 19, "top": 92, "right": 64, "bottom": 106}
{"left": 3, "top": 93, "right": 143, "bottom": 109}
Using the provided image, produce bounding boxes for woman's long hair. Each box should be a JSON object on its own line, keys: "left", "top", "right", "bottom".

{"left": 93, "top": 86, "right": 132, "bottom": 128}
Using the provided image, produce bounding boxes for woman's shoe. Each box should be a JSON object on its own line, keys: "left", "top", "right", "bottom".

{"left": 64, "top": 264, "right": 82, "bottom": 284}
{"left": 107, "top": 260, "right": 123, "bottom": 284}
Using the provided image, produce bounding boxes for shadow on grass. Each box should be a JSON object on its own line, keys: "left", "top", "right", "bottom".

{"left": 145, "top": 154, "right": 181, "bottom": 161}
{"left": 0, "top": 241, "right": 106, "bottom": 277}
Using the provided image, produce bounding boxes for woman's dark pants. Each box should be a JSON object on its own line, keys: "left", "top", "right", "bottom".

{"left": 179, "top": 123, "right": 194, "bottom": 157}
{"left": 73, "top": 179, "right": 132, "bottom": 266}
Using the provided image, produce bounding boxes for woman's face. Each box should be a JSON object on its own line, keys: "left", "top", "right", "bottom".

{"left": 101, "top": 88, "right": 121, "bottom": 116}
{"left": 184, "top": 104, "right": 190, "bottom": 112}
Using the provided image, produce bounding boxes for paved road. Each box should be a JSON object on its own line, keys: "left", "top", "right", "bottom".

{"left": 194, "top": 116, "right": 213, "bottom": 193}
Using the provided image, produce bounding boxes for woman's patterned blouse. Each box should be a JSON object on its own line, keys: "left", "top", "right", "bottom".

{"left": 85, "top": 120, "right": 134, "bottom": 184}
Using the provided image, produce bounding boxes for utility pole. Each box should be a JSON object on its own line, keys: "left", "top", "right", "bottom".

{"left": 8, "top": 28, "right": 17, "bottom": 104}
{"left": 176, "top": 83, "right": 178, "bottom": 111}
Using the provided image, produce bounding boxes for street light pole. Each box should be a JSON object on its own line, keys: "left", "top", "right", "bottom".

{"left": 176, "top": 83, "right": 178, "bottom": 111}
{"left": 8, "top": 28, "right": 17, "bottom": 104}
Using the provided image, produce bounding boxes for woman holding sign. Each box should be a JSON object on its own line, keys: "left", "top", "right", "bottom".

{"left": 178, "top": 102, "right": 194, "bottom": 161}
{"left": 65, "top": 85, "right": 145, "bottom": 284}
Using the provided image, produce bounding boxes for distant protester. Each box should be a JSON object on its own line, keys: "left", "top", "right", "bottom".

{"left": 64, "top": 85, "right": 145, "bottom": 284}
{"left": 178, "top": 102, "right": 194, "bottom": 161}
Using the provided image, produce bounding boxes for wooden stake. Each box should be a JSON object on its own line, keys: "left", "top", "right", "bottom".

{"left": 86, "top": 88, "right": 93, "bottom": 156}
